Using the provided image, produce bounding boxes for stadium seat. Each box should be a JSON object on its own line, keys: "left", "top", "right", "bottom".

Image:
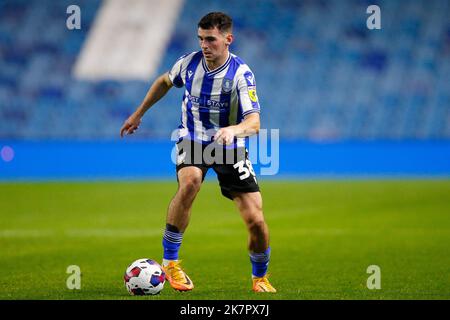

{"left": 0, "top": 0, "right": 449, "bottom": 140}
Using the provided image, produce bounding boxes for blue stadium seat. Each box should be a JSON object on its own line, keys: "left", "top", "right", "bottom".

{"left": 0, "top": 0, "right": 449, "bottom": 140}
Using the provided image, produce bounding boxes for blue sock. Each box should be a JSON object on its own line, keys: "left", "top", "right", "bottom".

{"left": 249, "top": 247, "right": 271, "bottom": 278}
{"left": 162, "top": 224, "right": 183, "bottom": 260}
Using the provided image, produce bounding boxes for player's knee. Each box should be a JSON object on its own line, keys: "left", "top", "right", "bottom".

{"left": 247, "top": 218, "right": 267, "bottom": 235}
{"left": 179, "top": 176, "right": 202, "bottom": 195}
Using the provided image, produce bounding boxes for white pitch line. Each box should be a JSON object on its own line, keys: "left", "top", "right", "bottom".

{"left": 64, "top": 229, "right": 163, "bottom": 238}
{"left": 2, "top": 228, "right": 447, "bottom": 239}
{"left": 0, "top": 228, "right": 346, "bottom": 238}
{"left": 0, "top": 229, "right": 55, "bottom": 238}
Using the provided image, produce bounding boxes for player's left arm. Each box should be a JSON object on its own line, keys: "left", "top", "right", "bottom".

{"left": 214, "top": 113, "right": 260, "bottom": 145}
{"left": 215, "top": 69, "right": 261, "bottom": 145}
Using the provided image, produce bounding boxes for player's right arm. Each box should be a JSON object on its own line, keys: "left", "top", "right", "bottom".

{"left": 120, "top": 72, "right": 173, "bottom": 137}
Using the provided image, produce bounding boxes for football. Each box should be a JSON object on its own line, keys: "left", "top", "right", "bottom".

{"left": 124, "top": 258, "right": 165, "bottom": 295}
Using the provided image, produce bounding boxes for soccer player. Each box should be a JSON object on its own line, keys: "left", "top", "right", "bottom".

{"left": 120, "top": 12, "right": 276, "bottom": 293}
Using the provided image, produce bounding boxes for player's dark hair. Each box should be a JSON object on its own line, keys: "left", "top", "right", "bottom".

{"left": 198, "top": 12, "right": 233, "bottom": 33}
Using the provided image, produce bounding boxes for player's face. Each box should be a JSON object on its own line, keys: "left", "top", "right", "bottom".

{"left": 198, "top": 27, "right": 232, "bottom": 62}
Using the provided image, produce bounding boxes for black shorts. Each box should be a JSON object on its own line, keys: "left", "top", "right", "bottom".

{"left": 175, "top": 139, "right": 260, "bottom": 200}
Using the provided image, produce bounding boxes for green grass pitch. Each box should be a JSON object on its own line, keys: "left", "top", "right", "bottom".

{"left": 0, "top": 180, "right": 449, "bottom": 300}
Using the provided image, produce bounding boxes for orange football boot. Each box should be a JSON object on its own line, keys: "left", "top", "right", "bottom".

{"left": 252, "top": 274, "right": 277, "bottom": 293}
{"left": 162, "top": 260, "right": 194, "bottom": 291}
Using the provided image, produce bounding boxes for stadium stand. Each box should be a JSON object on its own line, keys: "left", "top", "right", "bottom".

{"left": 0, "top": 0, "right": 449, "bottom": 140}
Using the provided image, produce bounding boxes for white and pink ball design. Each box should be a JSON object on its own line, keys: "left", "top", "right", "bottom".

{"left": 124, "top": 259, "right": 165, "bottom": 295}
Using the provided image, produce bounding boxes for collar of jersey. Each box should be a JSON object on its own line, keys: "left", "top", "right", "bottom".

{"left": 202, "top": 52, "right": 231, "bottom": 76}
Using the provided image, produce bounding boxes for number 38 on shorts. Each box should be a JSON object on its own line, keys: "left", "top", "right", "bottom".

{"left": 233, "top": 159, "right": 257, "bottom": 182}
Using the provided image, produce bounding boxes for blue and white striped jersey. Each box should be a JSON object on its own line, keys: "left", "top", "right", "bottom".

{"left": 168, "top": 51, "right": 260, "bottom": 148}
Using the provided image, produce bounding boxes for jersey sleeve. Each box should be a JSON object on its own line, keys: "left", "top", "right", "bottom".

{"left": 237, "top": 70, "right": 260, "bottom": 118}
{"left": 168, "top": 54, "right": 187, "bottom": 88}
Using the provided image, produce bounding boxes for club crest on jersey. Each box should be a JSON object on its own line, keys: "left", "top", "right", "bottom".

{"left": 187, "top": 70, "right": 194, "bottom": 79}
{"left": 222, "top": 78, "right": 233, "bottom": 93}
{"left": 248, "top": 86, "right": 258, "bottom": 102}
